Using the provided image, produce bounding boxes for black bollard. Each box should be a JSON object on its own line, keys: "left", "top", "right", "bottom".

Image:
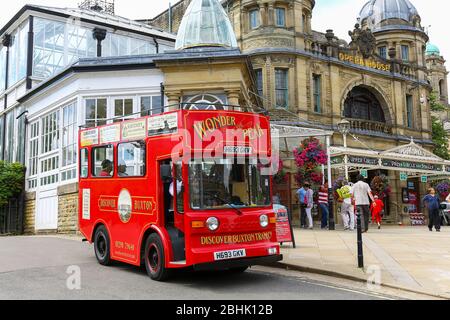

{"left": 356, "top": 207, "right": 364, "bottom": 269}
{"left": 328, "top": 187, "right": 335, "bottom": 231}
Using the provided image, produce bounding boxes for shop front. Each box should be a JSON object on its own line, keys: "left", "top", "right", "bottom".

{"left": 330, "top": 139, "right": 450, "bottom": 224}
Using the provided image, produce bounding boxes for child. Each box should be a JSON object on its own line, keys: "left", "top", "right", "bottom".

{"left": 423, "top": 188, "right": 441, "bottom": 232}
{"left": 370, "top": 195, "right": 384, "bottom": 230}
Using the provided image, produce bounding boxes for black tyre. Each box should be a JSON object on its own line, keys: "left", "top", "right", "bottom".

{"left": 144, "top": 234, "right": 171, "bottom": 281}
{"left": 228, "top": 266, "right": 249, "bottom": 273}
{"left": 94, "top": 225, "right": 112, "bottom": 266}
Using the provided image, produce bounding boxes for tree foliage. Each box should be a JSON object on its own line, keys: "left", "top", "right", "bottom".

{"left": 0, "top": 162, "right": 25, "bottom": 207}
{"left": 429, "top": 92, "right": 450, "bottom": 160}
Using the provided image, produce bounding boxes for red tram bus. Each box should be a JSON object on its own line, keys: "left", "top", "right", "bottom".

{"left": 78, "top": 106, "right": 282, "bottom": 281}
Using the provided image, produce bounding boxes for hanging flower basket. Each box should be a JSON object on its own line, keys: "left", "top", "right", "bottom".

{"left": 293, "top": 137, "right": 327, "bottom": 187}
{"left": 435, "top": 181, "right": 449, "bottom": 200}
{"left": 370, "top": 175, "right": 391, "bottom": 200}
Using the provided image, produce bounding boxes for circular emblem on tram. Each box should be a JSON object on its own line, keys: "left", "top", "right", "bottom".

{"left": 118, "top": 189, "right": 132, "bottom": 223}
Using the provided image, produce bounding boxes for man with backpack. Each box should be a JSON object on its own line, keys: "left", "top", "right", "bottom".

{"left": 337, "top": 181, "right": 355, "bottom": 231}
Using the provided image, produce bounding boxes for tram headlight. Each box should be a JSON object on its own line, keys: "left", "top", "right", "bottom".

{"left": 260, "top": 214, "right": 269, "bottom": 228}
{"left": 206, "top": 217, "right": 219, "bottom": 231}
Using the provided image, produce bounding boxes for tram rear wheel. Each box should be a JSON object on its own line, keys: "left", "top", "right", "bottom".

{"left": 94, "top": 225, "right": 112, "bottom": 266}
{"left": 144, "top": 234, "right": 171, "bottom": 281}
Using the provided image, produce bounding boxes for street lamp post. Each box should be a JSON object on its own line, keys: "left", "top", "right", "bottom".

{"left": 338, "top": 119, "right": 364, "bottom": 268}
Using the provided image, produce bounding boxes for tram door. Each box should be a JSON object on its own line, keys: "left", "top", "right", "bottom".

{"left": 159, "top": 160, "right": 186, "bottom": 262}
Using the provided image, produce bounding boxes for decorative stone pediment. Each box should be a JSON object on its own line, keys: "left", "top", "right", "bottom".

{"left": 381, "top": 139, "right": 444, "bottom": 162}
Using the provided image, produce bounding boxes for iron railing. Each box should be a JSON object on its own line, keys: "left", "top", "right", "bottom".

{"left": 0, "top": 196, "right": 24, "bottom": 235}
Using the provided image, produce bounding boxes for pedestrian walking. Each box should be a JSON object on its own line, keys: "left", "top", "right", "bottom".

{"left": 338, "top": 181, "right": 355, "bottom": 231}
{"left": 351, "top": 175, "right": 376, "bottom": 233}
{"left": 423, "top": 188, "right": 441, "bottom": 232}
{"left": 297, "top": 185, "right": 307, "bottom": 228}
{"left": 370, "top": 195, "right": 385, "bottom": 230}
{"left": 304, "top": 183, "right": 314, "bottom": 229}
{"left": 318, "top": 184, "right": 329, "bottom": 229}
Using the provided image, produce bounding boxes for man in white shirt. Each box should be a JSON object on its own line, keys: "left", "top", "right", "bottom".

{"left": 169, "top": 179, "right": 183, "bottom": 197}
{"left": 351, "top": 175, "right": 376, "bottom": 233}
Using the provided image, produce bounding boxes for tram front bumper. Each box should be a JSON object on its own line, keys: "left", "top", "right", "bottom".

{"left": 192, "top": 254, "right": 283, "bottom": 271}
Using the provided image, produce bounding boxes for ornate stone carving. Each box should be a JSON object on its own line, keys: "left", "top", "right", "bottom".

{"left": 382, "top": 140, "right": 443, "bottom": 161}
{"left": 271, "top": 55, "right": 295, "bottom": 66}
{"left": 243, "top": 37, "right": 294, "bottom": 51}
{"left": 348, "top": 23, "right": 376, "bottom": 59}
{"left": 311, "top": 63, "right": 322, "bottom": 74}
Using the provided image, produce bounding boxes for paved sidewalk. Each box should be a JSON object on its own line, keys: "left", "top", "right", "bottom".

{"left": 278, "top": 225, "right": 450, "bottom": 299}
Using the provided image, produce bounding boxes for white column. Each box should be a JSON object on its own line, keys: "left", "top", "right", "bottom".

{"left": 326, "top": 136, "right": 332, "bottom": 187}
{"left": 343, "top": 133, "right": 349, "bottom": 180}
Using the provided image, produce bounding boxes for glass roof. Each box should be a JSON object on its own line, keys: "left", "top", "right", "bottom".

{"left": 175, "top": 0, "right": 238, "bottom": 50}
{"left": 359, "top": 0, "right": 420, "bottom": 30}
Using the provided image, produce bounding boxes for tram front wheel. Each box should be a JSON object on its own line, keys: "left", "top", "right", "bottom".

{"left": 94, "top": 225, "right": 112, "bottom": 266}
{"left": 144, "top": 234, "right": 171, "bottom": 281}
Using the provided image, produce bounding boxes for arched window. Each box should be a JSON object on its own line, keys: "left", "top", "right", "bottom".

{"left": 439, "top": 79, "right": 446, "bottom": 97}
{"left": 183, "top": 94, "right": 226, "bottom": 110}
{"left": 344, "top": 86, "right": 385, "bottom": 122}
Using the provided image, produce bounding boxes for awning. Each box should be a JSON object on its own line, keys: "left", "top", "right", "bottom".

{"left": 329, "top": 139, "right": 450, "bottom": 177}
{"left": 270, "top": 124, "right": 333, "bottom": 158}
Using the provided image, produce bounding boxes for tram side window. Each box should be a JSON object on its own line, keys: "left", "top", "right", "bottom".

{"left": 80, "top": 149, "right": 89, "bottom": 178}
{"left": 117, "top": 141, "right": 146, "bottom": 177}
{"left": 92, "top": 145, "right": 114, "bottom": 177}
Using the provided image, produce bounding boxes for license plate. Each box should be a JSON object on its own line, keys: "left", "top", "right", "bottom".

{"left": 214, "top": 249, "right": 247, "bottom": 261}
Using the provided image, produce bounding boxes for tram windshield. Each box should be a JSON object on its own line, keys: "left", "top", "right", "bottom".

{"left": 188, "top": 158, "right": 271, "bottom": 210}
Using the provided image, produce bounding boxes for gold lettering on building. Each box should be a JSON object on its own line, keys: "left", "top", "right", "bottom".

{"left": 338, "top": 53, "right": 391, "bottom": 72}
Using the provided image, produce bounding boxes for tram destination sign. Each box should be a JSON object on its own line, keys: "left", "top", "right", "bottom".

{"left": 382, "top": 159, "right": 442, "bottom": 172}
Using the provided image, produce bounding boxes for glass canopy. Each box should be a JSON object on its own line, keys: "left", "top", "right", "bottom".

{"left": 175, "top": 0, "right": 238, "bottom": 50}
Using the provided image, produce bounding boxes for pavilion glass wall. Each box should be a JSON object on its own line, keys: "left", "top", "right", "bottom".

{"left": 33, "top": 17, "right": 97, "bottom": 79}
{"left": 102, "top": 33, "right": 157, "bottom": 57}
{"left": 0, "top": 46, "right": 6, "bottom": 92}
{"left": 8, "top": 20, "right": 28, "bottom": 87}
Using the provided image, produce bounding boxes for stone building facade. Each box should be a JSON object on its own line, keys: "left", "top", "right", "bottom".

{"left": 150, "top": 0, "right": 450, "bottom": 223}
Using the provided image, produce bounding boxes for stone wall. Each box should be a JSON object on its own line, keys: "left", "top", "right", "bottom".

{"left": 150, "top": 0, "right": 191, "bottom": 34}
{"left": 57, "top": 183, "right": 79, "bottom": 234}
{"left": 24, "top": 192, "right": 36, "bottom": 235}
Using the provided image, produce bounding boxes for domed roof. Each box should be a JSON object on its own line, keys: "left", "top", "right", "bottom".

{"left": 359, "top": 0, "right": 421, "bottom": 31}
{"left": 175, "top": 0, "right": 238, "bottom": 50}
{"left": 426, "top": 43, "right": 440, "bottom": 56}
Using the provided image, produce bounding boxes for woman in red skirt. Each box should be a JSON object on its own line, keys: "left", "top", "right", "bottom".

{"left": 370, "top": 195, "right": 385, "bottom": 230}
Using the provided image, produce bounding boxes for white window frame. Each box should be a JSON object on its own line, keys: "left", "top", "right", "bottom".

{"left": 61, "top": 101, "right": 78, "bottom": 184}
{"left": 84, "top": 97, "right": 108, "bottom": 127}
{"left": 140, "top": 95, "right": 163, "bottom": 116}
{"left": 26, "top": 121, "right": 40, "bottom": 191}
{"left": 112, "top": 96, "right": 136, "bottom": 122}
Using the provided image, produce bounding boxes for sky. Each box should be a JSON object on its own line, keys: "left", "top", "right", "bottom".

{"left": 0, "top": 0, "right": 448, "bottom": 71}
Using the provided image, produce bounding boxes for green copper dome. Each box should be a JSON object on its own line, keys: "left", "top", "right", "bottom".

{"left": 175, "top": 0, "right": 238, "bottom": 50}
{"left": 426, "top": 43, "right": 440, "bottom": 56}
